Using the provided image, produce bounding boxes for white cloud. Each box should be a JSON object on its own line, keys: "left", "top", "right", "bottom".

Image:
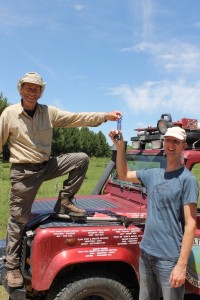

{"left": 122, "top": 40, "right": 200, "bottom": 74}
{"left": 74, "top": 4, "right": 85, "bottom": 11}
{"left": 129, "top": 0, "right": 156, "bottom": 41}
{"left": 109, "top": 80, "right": 200, "bottom": 116}
{"left": 122, "top": 1, "right": 200, "bottom": 75}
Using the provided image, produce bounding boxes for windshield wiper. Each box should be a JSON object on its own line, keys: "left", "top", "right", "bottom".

{"left": 118, "top": 181, "right": 147, "bottom": 195}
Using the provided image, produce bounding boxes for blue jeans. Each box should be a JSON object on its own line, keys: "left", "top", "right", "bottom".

{"left": 139, "top": 250, "right": 185, "bottom": 300}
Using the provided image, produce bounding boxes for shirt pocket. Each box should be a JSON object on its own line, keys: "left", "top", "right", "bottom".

{"left": 35, "top": 127, "right": 53, "bottom": 146}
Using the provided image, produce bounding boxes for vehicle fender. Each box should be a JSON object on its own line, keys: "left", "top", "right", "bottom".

{"left": 31, "top": 246, "right": 139, "bottom": 291}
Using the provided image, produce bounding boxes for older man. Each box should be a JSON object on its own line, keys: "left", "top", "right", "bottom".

{"left": 0, "top": 71, "right": 121, "bottom": 287}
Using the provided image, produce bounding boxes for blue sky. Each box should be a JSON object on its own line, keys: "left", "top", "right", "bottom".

{"left": 1, "top": 0, "right": 200, "bottom": 145}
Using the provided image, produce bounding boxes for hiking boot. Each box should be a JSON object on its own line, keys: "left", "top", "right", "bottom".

{"left": 54, "top": 197, "right": 86, "bottom": 216}
{"left": 6, "top": 269, "right": 23, "bottom": 288}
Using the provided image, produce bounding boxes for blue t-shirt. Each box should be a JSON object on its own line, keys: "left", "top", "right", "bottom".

{"left": 136, "top": 167, "right": 199, "bottom": 259}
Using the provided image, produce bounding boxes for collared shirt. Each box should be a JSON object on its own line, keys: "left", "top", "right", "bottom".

{"left": 0, "top": 102, "right": 106, "bottom": 163}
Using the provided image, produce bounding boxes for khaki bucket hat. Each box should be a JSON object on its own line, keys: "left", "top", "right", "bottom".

{"left": 17, "top": 72, "right": 46, "bottom": 95}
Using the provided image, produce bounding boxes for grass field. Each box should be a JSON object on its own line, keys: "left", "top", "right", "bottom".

{"left": 0, "top": 158, "right": 200, "bottom": 299}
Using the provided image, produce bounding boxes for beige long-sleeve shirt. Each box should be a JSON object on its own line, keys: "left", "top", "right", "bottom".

{"left": 0, "top": 102, "right": 106, "bottom": 163}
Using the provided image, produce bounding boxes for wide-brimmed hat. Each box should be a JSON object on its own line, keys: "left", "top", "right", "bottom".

{"left": 17, "top": 72, "right": 46, "bottom": 95}
{"left": 164, "top": 126, "right": 186, "bottom": 141}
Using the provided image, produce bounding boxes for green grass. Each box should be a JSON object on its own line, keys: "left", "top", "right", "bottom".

{"left": 190, "top": 164, "right": 200, "bottom": 208}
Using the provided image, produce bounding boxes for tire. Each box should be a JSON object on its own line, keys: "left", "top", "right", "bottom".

{"left": 46, "top": 270, "right": 134, "bottom": 300}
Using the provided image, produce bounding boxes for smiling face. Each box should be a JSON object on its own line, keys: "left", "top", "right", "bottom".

{"left": 21, "top": 82, "right": 42, "bottom": 110}
{"left": 164, "top": 137, "right": 187, "bottom": 159}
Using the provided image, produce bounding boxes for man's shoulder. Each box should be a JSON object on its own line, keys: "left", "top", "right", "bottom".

{"left": 182, "top": 167, "right": 194, "bottom": 178}
{"left": 37, "top": 103, "right": 48, "bottom": 111}
{"left": 137, "top": 167, "right": 162, "bottom": 178}
{"left": 6, "top": 102, "right": 20, "bottom": 109}
{"left": 2, "top": 102, "right": 22, "bottom": 114}
{"left": 37, "top": 104, "right": 58, "bottom": 112}
{"left": 181, "top": 167, "right": 198, "bottom": 185}
{"left": 139, "top": 167, "right": 162, "bottom": 174}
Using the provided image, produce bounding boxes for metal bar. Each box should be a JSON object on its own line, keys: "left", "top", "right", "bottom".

{"left": 54, "top": 213, "right": 146, "bottom": 224}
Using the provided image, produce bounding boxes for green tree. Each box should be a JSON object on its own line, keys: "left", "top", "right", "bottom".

{"left": 52, "top": 128, "right": 81, "bottom": 156}
{"left": 79, "top": 127, "right": 95, "bottom": 155}
{"left": 52, "top": 128, "right": 65, "bottom": 156}
{"left": 95, "top": 131, "right": 111, "bottom": 157}
{"left": 52, "top": 127, "right": 110, "bottom": 157}
{"left": 0, "top": 92, "right": 10, "bottom": 161}
{"left": 0, "top": 92, "right": 9, "bottom": 115}
{"left": 62, "top": 128, "right": 80, "bottom": 153}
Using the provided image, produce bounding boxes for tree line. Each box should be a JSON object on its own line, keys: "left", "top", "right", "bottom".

{"left": 0, "top": 93, "right": 111, "bottom": 161}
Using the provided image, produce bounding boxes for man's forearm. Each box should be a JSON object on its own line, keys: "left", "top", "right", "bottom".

{"left": 177, "top": 221, "right": 196, "bottom": 268}
{"left": 116, "top": 143, "right": 129, "bottom": 180}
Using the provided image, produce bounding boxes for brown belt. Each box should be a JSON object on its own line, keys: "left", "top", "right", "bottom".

{"left": 11, "top": 161, "right": 48, "bottom": 171}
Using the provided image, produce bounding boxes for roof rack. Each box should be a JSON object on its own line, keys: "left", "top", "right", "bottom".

{"left": 130, "top": 113, "right": 200, "bottom": 150}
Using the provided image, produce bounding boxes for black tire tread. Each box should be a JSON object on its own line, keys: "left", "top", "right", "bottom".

{"left": 46, "top": 269, "right": 134, "bottom": 300}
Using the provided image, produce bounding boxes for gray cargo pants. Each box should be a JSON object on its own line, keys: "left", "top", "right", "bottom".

{"left": 6, "top": 152, "right": 89, "bottom": 269}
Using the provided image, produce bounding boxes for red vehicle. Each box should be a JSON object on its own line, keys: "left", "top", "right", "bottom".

{"left": 0, "top": 113, "right": 199, "bottom": 300}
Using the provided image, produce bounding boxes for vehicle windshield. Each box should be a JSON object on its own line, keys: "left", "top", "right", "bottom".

{"left": 112, "top": 153, "right": 167, "bottom": 187}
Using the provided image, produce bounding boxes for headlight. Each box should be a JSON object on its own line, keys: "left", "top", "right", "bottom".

{"left": 157, "top": 113, "right": 173, "bottom": 134}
